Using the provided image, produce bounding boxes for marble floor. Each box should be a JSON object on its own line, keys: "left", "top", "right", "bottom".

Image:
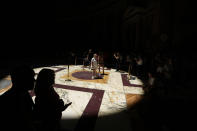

{"left": 0, "top": 65, "right": 144, "bottom": 131}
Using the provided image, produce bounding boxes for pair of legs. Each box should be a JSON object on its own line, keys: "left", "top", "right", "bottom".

{"left": 115, "top": 60, "right": 120, "bottom": 71}
{"left": 92, "top": 68, "right": 98, "bottom": 79}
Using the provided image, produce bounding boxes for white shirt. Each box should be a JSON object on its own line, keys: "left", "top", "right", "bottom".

{"left": 91, "top": 57, "right": 98, "bottom": 69}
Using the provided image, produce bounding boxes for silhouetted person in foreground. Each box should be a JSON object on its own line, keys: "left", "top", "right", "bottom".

{"left": 34, "top": 69, "right": 71, "bottom": 131}
{"left": 0, "top": 66, "right": 36, "bottom": 131}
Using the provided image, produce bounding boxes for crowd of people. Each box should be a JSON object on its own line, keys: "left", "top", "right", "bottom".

{"left": 121, "top": 50, "right": 196, "bottom": 131}
{"left": 0, "top": 48, "right": 195, "bottom": 131}
{"left": 79, "top": 49, "right": 195, "bottom": 131}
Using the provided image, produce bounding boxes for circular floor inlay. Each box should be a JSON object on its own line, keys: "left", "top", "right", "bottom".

{"left": 72, "top": 71, "right": 94, "bottom": 80}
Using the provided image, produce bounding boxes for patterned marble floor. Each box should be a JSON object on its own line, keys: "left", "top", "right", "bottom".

{"left": 0, "top": 65, "right": 144, "bottom": 131}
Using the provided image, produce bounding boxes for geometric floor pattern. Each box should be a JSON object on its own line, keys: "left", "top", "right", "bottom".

{"left": 0, "top": 65, "right": 144, "bottom": 131}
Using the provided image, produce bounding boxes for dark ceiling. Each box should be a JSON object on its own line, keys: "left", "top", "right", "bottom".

{"left": 1, "top": 0, "right": 196, "bottom": 59}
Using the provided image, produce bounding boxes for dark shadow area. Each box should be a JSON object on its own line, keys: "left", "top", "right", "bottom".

{"left": 1, "top": 0, "right": 197, "bottom": 130}
{"left": 128, "top": 95, "right": 197, "bottom": 131}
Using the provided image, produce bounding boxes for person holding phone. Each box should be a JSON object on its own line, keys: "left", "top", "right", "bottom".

{"left": 34, "top": 69, "right": 72, "bottom": 131}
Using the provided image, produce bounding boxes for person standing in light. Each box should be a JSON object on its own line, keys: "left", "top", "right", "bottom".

{"left": 91, "top": 53, "right": 98, "bottom": 79}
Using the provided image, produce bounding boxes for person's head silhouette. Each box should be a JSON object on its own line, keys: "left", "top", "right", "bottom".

{"left": 11, "top": 66, "right": 35, "bottom": 92}
{"left": 35, "top": 69, "right": 55, "bottom": 94}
